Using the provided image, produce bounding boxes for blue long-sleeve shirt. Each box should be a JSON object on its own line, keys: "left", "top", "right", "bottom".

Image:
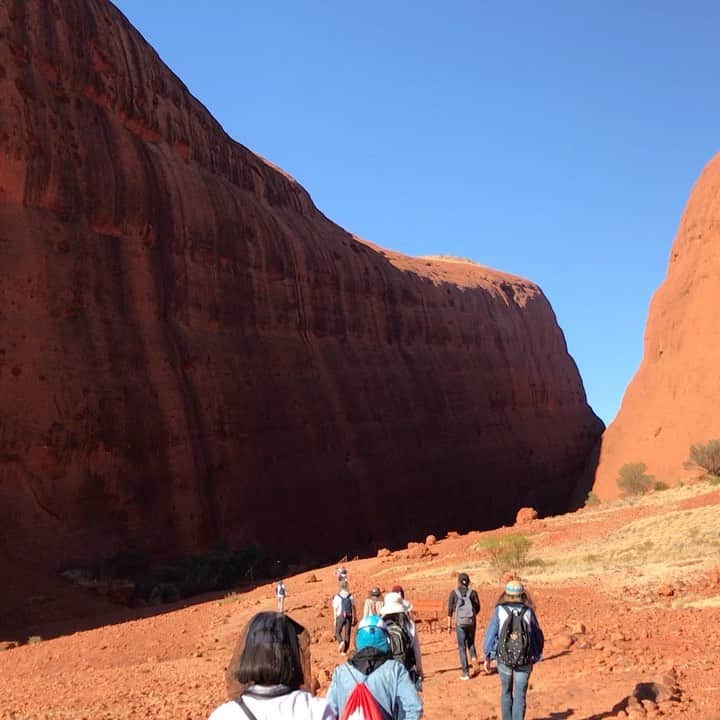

{"left": 482, "top": 602, "right": 544, "bottom": 662}
{"left": 327, "top": 658, "right": 422, "bottom": 720}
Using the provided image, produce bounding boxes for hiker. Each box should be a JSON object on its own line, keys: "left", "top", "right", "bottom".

{"left": 482, "top": 580, "right": 544, "bottom": 720}
{"left": 335, "top": 566, "right": 348, "bottom": 585}
{"left": 332, "top": 582, "right": 356, "bottom": 655}
{"left": 276, "top": 579, "right": 287, "bottom": 613}
{"left": 363, "top": 587, "right": 384, "bottom": 618}
{"left": 210, "top": 611, "right": 335, "bottom": 719}
{"left": 390, "top": 584, "right": 412, "bottom": 611}
{"left": 447, "top": 572, "right": 480, "bottom": 680}
{"left": 327, "top": 615, "right": 423, "bottom": 720}
{"left": 380, "top": 591, "right": 424, "bottom": 690}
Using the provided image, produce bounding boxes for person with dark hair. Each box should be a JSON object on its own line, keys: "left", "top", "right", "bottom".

{"left": 332, "top": 582, "right": 356, "bottom": 655}
{"left": 482, "top": 580, "right": 544, "bottom": 720}
{"left": 447, "top": 572, "right": 480, "bottom": 680}
{"left": 209, "top": 611, "right": 335, "bottom": 719}
{"left": 327, "top": 615, "right": 422, "bottom": 720}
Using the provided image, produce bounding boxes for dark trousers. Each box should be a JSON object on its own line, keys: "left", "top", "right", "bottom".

{"left": 456, "top": 623, "right": 477, "bottom": 674}
{"left": 335, "top": 616, "right": 352, "bottom": 652}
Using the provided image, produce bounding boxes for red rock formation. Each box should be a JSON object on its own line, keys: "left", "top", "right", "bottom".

{"left": 0, "top": 0, "right": 602, "bottom": 570}
{"left": 594, "top": 154, "right": 720, "bottom": 497}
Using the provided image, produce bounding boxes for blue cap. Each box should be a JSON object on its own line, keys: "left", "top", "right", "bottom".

{"left": 356, "top": 615, "right": 390, "bottom": 653}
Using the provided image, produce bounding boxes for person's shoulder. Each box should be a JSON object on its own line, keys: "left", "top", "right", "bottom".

{"left": 281, "top": 690, "right": 335, "bottom": 720}
{"left": 207, "top": 701, "right": 240, "bottom": 720}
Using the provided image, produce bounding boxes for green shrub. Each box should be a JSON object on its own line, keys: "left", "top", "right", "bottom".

{"left": 688, "top": 439, "right": 720, "bottom": 476}
{"left": 479, "top": 533, "right": 532, "bottom": 574}
{"left": 617, "top": 462, "right": 654, "bottom": 495}
{"left": 585, "top": 491, "right": 601, "bottom": 506}
{"left": 653, "top": 481, "right": 669, "bottom": 492}
{"left": 708, "top": 475, "right": 720, "bottom": 487}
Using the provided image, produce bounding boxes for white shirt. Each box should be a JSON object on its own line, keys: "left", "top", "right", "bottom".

{"left": 332, "top": 590, "right": 353, "bottom": 619}
{"left": 209, "top": 690, "right": 335, "bottom": 720}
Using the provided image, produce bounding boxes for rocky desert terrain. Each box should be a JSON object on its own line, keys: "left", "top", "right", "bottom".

{"left": 1, "top": 481, "right": 718, "bottom": 719}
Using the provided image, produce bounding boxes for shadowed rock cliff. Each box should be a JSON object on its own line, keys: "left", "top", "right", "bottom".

{"left": 594, "top": 154, "right": 720, "bottom": 497}
{"left": 0, "top": 0, "right": 602, "bottom": 569}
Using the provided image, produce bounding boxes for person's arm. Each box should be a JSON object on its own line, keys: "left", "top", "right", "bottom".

{"left": 393, "top": 663, "right": 423, "bottom": 720}
{"left": 471, "top": 590, "right": 480, "bottom": 616}
{"left": 529, "top": 609, "right": 544, "bottom": 661}
{"left": 325, "top": 668, "right": 341, "bottom": 716}
{"left": 482, "top": 608, "right": 499, "bottom": 672}
{"left": 411, "top": 625, "right": 423, "bottom": 677}
{"left": 447, "top": 590, "right": 456, "bottom": 631}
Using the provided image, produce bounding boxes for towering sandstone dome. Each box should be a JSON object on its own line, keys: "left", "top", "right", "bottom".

{"left": 594, "top": 154, "right": 720, "bottom": 497}
{"left": 0, "top": 0, "right": 602, "bottom": 570}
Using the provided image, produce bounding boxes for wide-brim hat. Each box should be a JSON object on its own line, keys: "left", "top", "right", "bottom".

{"left": 380, "top": 591, "right": 410, "bottom": 615}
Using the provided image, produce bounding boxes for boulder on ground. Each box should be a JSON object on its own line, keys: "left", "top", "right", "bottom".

{"left": 515, "top": 507, "right": 538, "bottom": 525}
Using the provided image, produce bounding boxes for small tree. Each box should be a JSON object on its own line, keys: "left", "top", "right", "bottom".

{"left": 688, "top": 439, "right": 720, "bottom": 477}
{"left": 479, "top": 533, "right": 532, "bottom": 574}
{"left": 617, "top": 462, "right": 654, "bottom": 495}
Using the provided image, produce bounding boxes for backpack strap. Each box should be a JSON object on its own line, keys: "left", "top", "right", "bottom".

{"left": 236, "top": 696, "right": 260, "bottom": 720}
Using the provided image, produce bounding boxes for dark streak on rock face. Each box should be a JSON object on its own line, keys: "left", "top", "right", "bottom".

{"left": 0, "top": 0, "right": 603, "bottom": 569}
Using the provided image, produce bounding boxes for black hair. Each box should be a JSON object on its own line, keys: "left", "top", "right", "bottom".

{"left": 233, "top": 612, "right": 306, "bottom": 688}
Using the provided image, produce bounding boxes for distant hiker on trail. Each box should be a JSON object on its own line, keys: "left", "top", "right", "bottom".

{"left": 332, "top": 583, "right": 356, "bottom": 655}
{"left": 335, "top": 567, "right": 348, "bottom": 586}
{"left": 482, "top": 580, "right": 544, "bottom": 720}
{"left": 390, "top": 584, "right": 412, "bottom": 611}
{"left": 363, "top": 587, "right": 384, "bottom": 618}
{"left": 447, "top": 572, "right": 480, "bottom": 680}
{"left": 210, "top": 611, "right": 335, "bottom": 720}
{"left": 327, "top": 615, "right": 423, "bottom": 720}
{"left": 380, "top": 591, "right": 424, "bottom": 691}
{"left": 276, "top": 580, "right": 287, "bottom": 613}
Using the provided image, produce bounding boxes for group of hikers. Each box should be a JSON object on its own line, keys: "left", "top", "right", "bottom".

{"left": 208, "top": 570, "right": 543, "bottom": 720}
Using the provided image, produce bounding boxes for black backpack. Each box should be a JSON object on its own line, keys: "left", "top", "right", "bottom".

{"left": 341, "top": 594, "right": 354, "bottom": 619}
{"left": 496, "top": 605, "right": 531, "bottom": 668}
{"left": 384, "top": 614, "right": 416, "bottom": 671}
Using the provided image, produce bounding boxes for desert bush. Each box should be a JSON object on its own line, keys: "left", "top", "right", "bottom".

{"left": 688, "top": 439, "right": 720, "bottom": 476}
{"left": 617, "top": 462, "right": 654, "bottom": 495}
{"left": 479, "top": 533, "right": 532, "bottom": 574}
{"left": 708, "top": 475, "right": 720, "bottom": 486}
{"left": 585, "top": 492, "right": 601, "bottom": 506}
{"left": 653, "top": 481, "right": 669, "bottom": 492}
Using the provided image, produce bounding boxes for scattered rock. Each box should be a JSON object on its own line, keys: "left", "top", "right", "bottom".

{"left": 657, "top": 583, "right": 675, "bottom": 597}
{"left": 554, "top": 633, "right": 575, "bottom": 650}
{"left": 305, "top": 573, "right": 320, "bottom": 583}
{"left": 515, "top": 507, "right": 538, "bottom": 525}
{"left": 425, "top": 534, "right": 437, "bottom": 546}
{"left": 377, "top": 548, "right": 391, "bottom": 558}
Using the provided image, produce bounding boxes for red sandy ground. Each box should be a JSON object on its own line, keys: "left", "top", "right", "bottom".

{"left": 1, "top": 492, "right": 719, "bottom": 720}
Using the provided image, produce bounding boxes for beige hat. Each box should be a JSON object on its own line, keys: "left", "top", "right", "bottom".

{"left": 380, "top": 591, "right": 410, "bottom": 615}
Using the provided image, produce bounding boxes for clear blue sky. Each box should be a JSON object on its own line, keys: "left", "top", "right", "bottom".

{"left": 113, "top": 0, "right": 720, "bottom": 425}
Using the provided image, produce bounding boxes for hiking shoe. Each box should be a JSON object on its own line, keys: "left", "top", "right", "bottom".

{"left": 459, "top": 673, "right": 470, "bottom": 681}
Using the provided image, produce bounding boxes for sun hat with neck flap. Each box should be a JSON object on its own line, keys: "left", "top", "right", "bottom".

{"left": 355, "top": 615, "right": 390, "bottom": 653}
